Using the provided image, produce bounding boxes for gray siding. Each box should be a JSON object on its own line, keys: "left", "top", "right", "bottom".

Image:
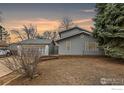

{"left": 60, "top": 29, "right": 82, "bottom": 38}
{"left": 49, "top": 43, "right": 56, "bottom": 55}
{"left": 58, "top": 34, "right": 103, "bottom": 55}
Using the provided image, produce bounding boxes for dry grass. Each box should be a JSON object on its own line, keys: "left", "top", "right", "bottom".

{"left": 8, "top": 56, "right": 124, "bottom": 85}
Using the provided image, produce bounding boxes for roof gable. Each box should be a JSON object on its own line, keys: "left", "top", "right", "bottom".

{"left": 59, "top": 26, "right": 91, "bottom": 34}
{"left": 57, "top": 31, "right": 93, "bottom": 42}
{"left": 57, "top": 27, "right": 93, "bottom": 42}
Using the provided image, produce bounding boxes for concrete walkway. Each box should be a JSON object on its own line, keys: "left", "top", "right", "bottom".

{"left": 0, "top": 58, "right": 12, "bottom": 78}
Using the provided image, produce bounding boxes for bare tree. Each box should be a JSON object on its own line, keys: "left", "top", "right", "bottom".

{"left": 59, "top": 17, "right": 75, "bottom": 31}
{"left": 2, "top": 47, "right": 41, "bottom": 79}
{"left": 35, "top": 34, "right": 44, "bottom": 39}
{"left": 42, "top": 31, "right": 52, "bottom": 39}
{"left": 11, "top": 24, "right": 37, "bottom": 41}
{"left": 11, "top": 29, "right": 26, "bottom": 41}
{"left": 6, "top": 35, "right": 11, "bottom": 44}
{"left": 22, "top": 24, "right": 37, "bottom": 39}
{"left": 42, "top": 31, "right": 59, "bottom": 41}
{"left": 51, "top": 31, "right": 59, "bottom": 40}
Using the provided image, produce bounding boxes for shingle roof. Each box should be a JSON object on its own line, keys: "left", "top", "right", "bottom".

{"left": 59, "top": 26, "right": 92, "bottom": 34}
{"left": 56, "top": 32, "right": 92, "bottom": 42}
{"left": 57, "top": 27, "right": 93, "bottom": 42}
{"left": 18, "top": 39, "right": 52, "bottom": 45}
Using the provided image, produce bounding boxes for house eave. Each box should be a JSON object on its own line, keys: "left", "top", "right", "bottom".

{"left": 17, "top": 43, "right": 50, "bottom": 45}
{"left": 59, "top": 26, "right": 92, "bottom": 34}
{"left": 56, "top": 32, "right": 93, "bottom": 42}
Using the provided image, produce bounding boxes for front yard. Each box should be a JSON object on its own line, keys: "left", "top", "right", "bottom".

{"left": 4, "top": 56, "right": 124, "bottom": 85}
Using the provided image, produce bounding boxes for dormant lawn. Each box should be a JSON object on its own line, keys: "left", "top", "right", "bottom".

{"left": 3, "top": 56, "right": 124, "bottom": 85}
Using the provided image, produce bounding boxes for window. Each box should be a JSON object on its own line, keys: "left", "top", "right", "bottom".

{"left": 87, "top": 42, "right": 98, "bottom": 51}
{"left": 39, "top": 47, "right": 45, "bottom": 54}
{"left": 66, "top": 40, "right": 71, "bottom": 50}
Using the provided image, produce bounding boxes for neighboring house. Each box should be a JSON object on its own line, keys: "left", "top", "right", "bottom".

{"left": 9, "top": 39, "right": 57, "bottom": 56}
{"left": 8, "top": 43, "right": 18, "bottom": 50}
{"left": 56, "top": 27, "right": 104, "bottom": 55}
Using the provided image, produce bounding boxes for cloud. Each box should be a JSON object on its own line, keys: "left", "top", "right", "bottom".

{"left": 5, "top": 18, "right": 94, "bottom": 42}
{"left": 5, "top": 18, "right": 94, "bottom": 32}
{"left": 20, "top": 18, "right": 59, "bottom": 25}
{"left": 74, "top": 18, "right": 93, "bottom": 24}
{"left": 4, "top": 18, "right": 60, "bottom": 43}
{"left": 74, "top": 18, "right": 93, "bottom": 31}
{"left": 80, "top": 9, "right": 95, "bottom": 13}
{"left": 5, "top": 18, "right": 94, "bottom": 33}
{"left": 5, "top": 18, "right": 60, "bottom": 33}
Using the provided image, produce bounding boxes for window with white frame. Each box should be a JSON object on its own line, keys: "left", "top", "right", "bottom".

{"left": 65, "top": 40, "right": 71, "bottom": 51}
{"left": 39, "top": 47, "right": 45, "bottom": 54}
{"left": 87, "top": 42, "right": 98, "bottom": 51}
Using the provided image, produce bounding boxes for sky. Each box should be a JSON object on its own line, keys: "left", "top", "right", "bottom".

{"left": 0, "top": 3, "right": 96, "bottom": 42}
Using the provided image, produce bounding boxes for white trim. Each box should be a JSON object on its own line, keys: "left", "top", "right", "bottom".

{"left": 66, "top": 40, "right": 71, "bottom": 51}
{"left": 45, "top": 45, "right": 49, "bottom": 55}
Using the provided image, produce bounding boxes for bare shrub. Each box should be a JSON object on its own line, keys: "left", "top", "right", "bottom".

{"left": 2, "top": 47, "right": 41, "bottom": 79}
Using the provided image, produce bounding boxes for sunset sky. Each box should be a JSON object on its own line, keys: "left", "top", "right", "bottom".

{"left": 0, "top": 3, "right": 96, "bottom": 42}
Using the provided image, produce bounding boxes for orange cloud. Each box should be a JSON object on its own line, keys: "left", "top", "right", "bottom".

{"left": 74, "top": 18, "right": 93, "bottom": 31}
{"left": 4, "top": 18, "right": 94, "bottom": 43}
{"left": 74, "top": 18, "right": 92, "bottom": 24}
{"left": 4, "top": 18, "right": 60, "bottom": 43}
{"left": 5, "top": 18, "right": 60, "bottom": 33}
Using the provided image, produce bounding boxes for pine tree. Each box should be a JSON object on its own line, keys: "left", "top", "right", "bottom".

{"left": 0, "top": 25, "right": 10, "bottom": 42}
{"left": 93, "top": 3, "right": 124, "bottom": 58}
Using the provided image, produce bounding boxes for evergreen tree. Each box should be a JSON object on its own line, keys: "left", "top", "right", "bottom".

{"left": 0, "top": 25, "right": 10, "bottom": 42}
{"left": 93, "top": 3, "right": 124, "bottom": 58}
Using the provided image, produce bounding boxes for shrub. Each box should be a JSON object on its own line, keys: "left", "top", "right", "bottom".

{"left": 2, "top": 47, "right": 41, "bottom": 79}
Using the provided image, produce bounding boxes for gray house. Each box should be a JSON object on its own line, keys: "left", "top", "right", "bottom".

{"left": 57, "top": 27, "right": 104, "bottom": 55}
{"left": 9, "top": 39, "right": 57, "bottom": 56}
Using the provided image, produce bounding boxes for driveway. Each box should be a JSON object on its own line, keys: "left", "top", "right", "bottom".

{"left": 0, "top": 58, "right": 12, "bottom": 77}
